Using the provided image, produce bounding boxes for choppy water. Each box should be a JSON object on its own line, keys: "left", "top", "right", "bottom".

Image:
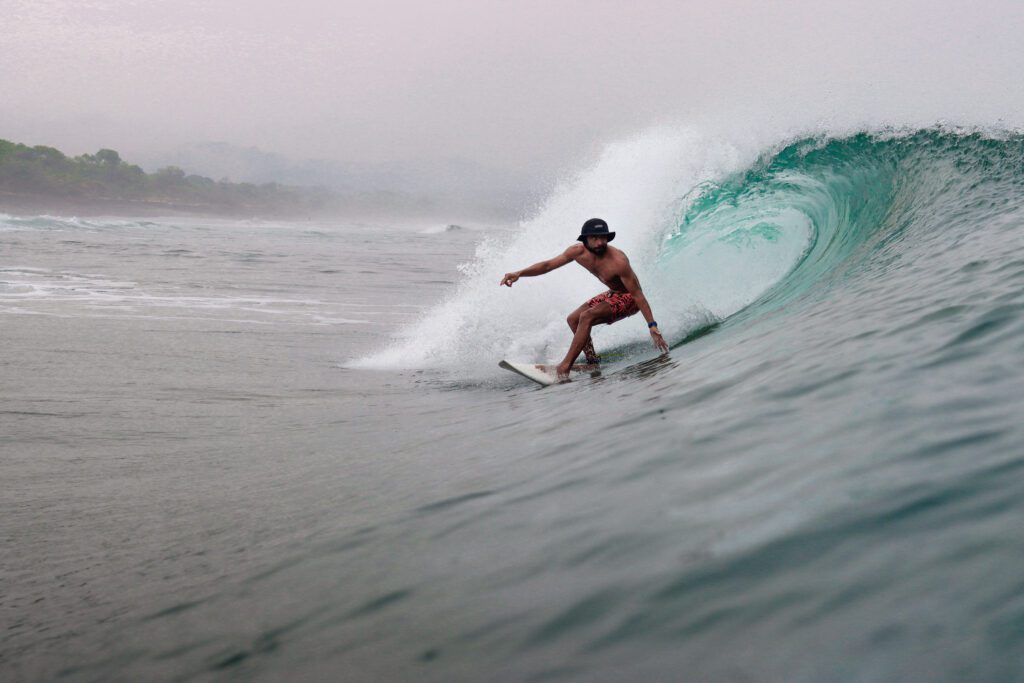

{"left": 3, "top": 128, "right": 1024, "bottom": 682}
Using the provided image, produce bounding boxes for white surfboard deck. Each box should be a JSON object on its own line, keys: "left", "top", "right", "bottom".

{"left": 499, "top": 360, "right": 557, "bottom": 386}
{"left": 498, "top": 361, "right": 600, "bottom": 386}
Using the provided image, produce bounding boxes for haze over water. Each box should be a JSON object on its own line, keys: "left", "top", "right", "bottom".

{"left": 4, "top": 1, "right": 1024, "bottom": 179}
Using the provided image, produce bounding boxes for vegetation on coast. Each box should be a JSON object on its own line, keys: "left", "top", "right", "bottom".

{"left": 0, "top": 138, "right": 433, "bottom": 217}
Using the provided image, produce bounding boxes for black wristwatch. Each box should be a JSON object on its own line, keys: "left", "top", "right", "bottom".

{"left": 648, "top": 321, "right": 658, "bottom": 329}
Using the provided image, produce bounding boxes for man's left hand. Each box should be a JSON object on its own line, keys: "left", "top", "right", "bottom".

{"left": 651, "top": 328, "right": 669, "bottom": 353}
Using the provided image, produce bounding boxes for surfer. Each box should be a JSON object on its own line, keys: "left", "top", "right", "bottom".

{"left": 500, "top": 218, "right": 669, "bottom": 379}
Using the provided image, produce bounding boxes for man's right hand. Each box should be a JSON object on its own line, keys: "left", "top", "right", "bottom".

{"left": 500, "top": 272, "right": 520, "bottom": 287}
{"left": 650, "top": 327, "right": 669, "bottom": 353}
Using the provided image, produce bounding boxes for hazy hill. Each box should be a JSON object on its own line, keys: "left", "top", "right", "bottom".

{"left": 0, "top": 138, "right": 544, "bottom": 220}
{"left": 141, "top": 142, "right": 550, "bottom": 219}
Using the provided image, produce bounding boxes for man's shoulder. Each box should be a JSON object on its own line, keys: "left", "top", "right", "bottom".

{"left": 565, "top": 242, "right": 586, "bottom": 257}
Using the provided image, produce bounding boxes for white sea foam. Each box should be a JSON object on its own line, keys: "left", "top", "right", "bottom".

{"left": 0, "top": 214, "right": 161, "bottom": 232}
{"left": 0, "top": 266, "right": 372, "bottom": 325}
{"left": 418, "top": 223, "right": 467, "bottom": 234}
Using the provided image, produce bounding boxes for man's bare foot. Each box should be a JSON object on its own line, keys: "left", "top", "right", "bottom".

{"left": 555, "top": 362, "right": 571, "bottom": 380}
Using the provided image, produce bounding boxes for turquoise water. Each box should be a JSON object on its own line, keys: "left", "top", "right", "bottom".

{"left": 3, "top": 128, "right": 1024, "bottom": 681}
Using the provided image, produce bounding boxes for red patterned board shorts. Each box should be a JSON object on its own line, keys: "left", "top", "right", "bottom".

{"left": 586, "top": 290, "right": 640, "bottom": 325}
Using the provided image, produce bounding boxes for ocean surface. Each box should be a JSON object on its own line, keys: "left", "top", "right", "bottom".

{"left": 3, "top": 128, "right": 1024, "bottom": 682}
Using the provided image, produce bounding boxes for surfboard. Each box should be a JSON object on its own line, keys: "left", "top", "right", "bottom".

{"left": 498, "top": 361, "right": 601, "bottom": 386}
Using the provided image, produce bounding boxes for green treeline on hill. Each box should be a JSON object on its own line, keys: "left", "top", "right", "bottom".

{"left": 0, "top": 139, "right": 356, "bottom": 216}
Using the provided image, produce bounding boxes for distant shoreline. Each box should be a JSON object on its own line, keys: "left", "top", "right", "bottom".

{"left": 0, "top": 190, "right": 251, "bottom": 219}
{"left": 0, "top": 190, "right": 498, "bottom": 223}
{"left": 0, "top": 139, "right": 523, "bottom": 223}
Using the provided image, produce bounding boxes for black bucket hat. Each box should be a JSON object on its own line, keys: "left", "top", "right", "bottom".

{"left": 578, "top": 217, "right": 615, "bottom": 243}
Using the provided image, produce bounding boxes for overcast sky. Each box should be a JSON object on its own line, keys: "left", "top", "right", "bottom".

{"left": 2, "top": 0, "right": 1023, "bottom": 175}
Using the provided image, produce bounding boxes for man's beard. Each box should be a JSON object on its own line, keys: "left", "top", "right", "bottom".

{"left": 585, "top": 243, "right": 607, "bottom": 255}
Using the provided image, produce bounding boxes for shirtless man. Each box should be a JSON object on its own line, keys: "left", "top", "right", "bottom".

{"left": 500, "top": 218, "right": 669, "bottom": 378}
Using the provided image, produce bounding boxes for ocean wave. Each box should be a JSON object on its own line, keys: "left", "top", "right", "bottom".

{"left": 354, "top": 125, "right": 1024, "bottom": 375}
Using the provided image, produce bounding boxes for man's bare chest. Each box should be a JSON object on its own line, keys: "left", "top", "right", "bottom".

{"left": 577, "top": 257, "right": 625, "bottom": 287}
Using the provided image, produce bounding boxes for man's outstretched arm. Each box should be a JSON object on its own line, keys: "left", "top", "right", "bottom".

{"left": 620, "top": 269, "right": 670, "bottom": 353}
{"left": 500, "top": 244, "right": 582, "bottom": 287}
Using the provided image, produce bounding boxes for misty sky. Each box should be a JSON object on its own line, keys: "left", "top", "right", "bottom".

{"left": 3, "top": 0, "right": 1023, "bottom": 175}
